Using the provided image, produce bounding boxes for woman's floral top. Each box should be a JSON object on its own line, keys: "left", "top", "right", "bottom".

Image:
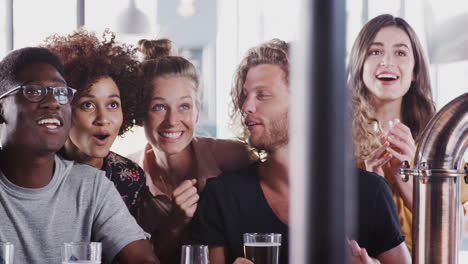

{"left": 103, "top": 151, "right": 146, "bottom": 218}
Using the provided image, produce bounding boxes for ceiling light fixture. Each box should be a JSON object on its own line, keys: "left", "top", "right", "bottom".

{"left": 116, "top": 0, "right": 150, "bottom": 34}
{"left": 177, "top": 0, "right": 196, "bottom": 18}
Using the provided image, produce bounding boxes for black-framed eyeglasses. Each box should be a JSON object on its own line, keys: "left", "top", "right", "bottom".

{"left": 0, "top": 83, "right": 77, "bottom": 105}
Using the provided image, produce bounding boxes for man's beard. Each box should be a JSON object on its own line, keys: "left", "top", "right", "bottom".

{"left": 249, "top": 111, "right": 289, "bottom": 153}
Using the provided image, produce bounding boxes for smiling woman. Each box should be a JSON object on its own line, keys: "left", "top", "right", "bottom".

{"left": 347, "top": 14, "right": 468, "bottom": 254}
{"left": 43, "top": 29, "right": 146, "bottom": 218}
{"left": 362, "top": 26, "right": 415, "bottom": 102}
{"left": 348, "top": 14, "right": 435, "bottom": 253}
{"left": 126, "top": 38, "right": 254, "bottom": 263}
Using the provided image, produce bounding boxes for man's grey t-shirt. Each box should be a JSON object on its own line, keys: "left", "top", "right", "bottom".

{"left": 0, "top": 155, "right": 148, "bottom": 263}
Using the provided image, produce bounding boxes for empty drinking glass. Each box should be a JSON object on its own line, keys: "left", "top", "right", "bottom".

{"left": 0, "top": 242, "right": 14, "bottom": 264}
{"left": 381, "top": 118, "right": 399, "bottom": 135}
{"left": 180, "top": 245, "right": 209, "bottom": 264}
{"left": 62, "top": 242, "right": 102, "bottom": 264}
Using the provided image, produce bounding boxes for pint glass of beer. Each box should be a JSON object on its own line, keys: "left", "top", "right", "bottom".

{"left": 243, "top": 233, "right": 281, "bottom": 264}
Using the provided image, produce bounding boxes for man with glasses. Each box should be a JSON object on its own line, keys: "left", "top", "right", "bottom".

{"left": 0, "top": 82, "right": 77, "bottom": 105}
{"left": 0, "top": 47, "right": 159, "bottom": 263}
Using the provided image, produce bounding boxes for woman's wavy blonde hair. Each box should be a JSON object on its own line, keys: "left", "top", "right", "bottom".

{"left": 230, "top": 39, "right": 289, "bottom": 158}
{"left": 348, "top": 14, "right": 436, "bottom": 161}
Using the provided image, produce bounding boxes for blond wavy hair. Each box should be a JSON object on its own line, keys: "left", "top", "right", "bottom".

{"left": 348, "top": 14, "right": 436, "bottom": 161}
{"left": 230, "top": 39, "right": 289, "bottom": 158}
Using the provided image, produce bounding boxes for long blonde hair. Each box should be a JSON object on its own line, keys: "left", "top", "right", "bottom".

{"left": 348, "top": 14, "right": 436, "bottom": 160}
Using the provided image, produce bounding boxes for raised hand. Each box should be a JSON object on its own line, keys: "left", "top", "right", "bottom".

{"left": 384, "top": 121, "right": 416, "bottom": 174}
{"left": 380, "top": 119, "right": 415, "bottom": 209}
{"left": 364, "top": 135, "right": 392, "bottom": 177}
{"left": 172, "top": 179, "right": 199, "bottom": 222}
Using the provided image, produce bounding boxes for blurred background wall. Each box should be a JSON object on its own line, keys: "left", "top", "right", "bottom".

{"left": 1, "top": 0, "right": 466, "bottom": 153}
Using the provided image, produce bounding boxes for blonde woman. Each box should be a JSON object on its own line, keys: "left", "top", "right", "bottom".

{"left": 128, "top": 38, "right": 253, "bottom": 263}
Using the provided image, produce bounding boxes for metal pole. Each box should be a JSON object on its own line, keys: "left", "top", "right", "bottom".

{"left": 291, "top": 0, "right": 350, "bottom": 263}
{"left": 76, "top": 0, "right": 85, "bottom": 28}
{"left": 399, "top": 0, "right": 406, "bottom": 18}
{"left": 362, "top": 0, "right": 369, "bottom": 25}
{"left": 6, "top": 0, "right": 14, "bottom": 51}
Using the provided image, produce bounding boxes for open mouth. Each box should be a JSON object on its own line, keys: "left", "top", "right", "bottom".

{"left": 94, "top": 134, "right": 110, "bottom": 140}
{"left": 376, "top": 73, "right": 399, "bottom": 82}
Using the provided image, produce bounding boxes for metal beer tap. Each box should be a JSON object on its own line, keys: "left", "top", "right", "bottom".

{"left": 400, "top": 92, "right": 468, "bottom": 264}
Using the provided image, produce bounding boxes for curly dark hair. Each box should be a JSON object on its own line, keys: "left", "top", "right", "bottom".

{"left": 43, "top": 28, "right": 140, "bottom": 135}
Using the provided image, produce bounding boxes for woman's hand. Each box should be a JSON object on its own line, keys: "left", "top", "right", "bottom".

{"left": 365, "top": 120, "right": 416, "bottom": 178}
{"left": 382, "top": 120, "right": 416, "bottom": 210}
{"left": 386, "top": 122, "right": 416, "bottom": 168}
{"left": 364, "top": 136, "right": 393, "bottom": 177}
{"left": 172, "top": 179, "right": 199, "bottom": 223}
{"left": 384, "top": 121, "right": 416, "bottom": 173}
{"left": 348, "top": 240, "right": 381, "bottom": 264}
{"left": 364, "top": 120, "right": 415, "bottom": 210}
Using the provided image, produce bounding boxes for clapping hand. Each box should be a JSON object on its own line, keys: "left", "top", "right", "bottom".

{"left": 365, "top": 119, "right": 416, "bottom": 179}
{"left": 384, "top": 121, "right": 416, "bottom": 177}
{"left": 365, "top": 119, "right": 415, "bottom": 209}
{"left": 364, "top": 136, "right": 392, "bottom": 177}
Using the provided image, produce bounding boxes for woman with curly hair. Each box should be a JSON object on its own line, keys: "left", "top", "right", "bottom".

{"left": 347, "top": 14, "right": 468, "bottom": 253}
{"left": 44, "top": 29, "right": 145, "bottom": 218}
{"left": 127, "top": 38, "right": 253, "bottom": 263}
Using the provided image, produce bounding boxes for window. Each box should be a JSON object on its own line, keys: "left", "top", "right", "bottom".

{"left": 13, "top": 0, "right": 76, "bottom": 49}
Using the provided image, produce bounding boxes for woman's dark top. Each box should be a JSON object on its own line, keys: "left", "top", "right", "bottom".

{"left": 102, "top": 151, "right": 146, "bottom": 217}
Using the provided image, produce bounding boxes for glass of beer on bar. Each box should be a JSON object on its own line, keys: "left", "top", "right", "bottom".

{"left": 243, "top": 233, "right": 281, "bottom": 264}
